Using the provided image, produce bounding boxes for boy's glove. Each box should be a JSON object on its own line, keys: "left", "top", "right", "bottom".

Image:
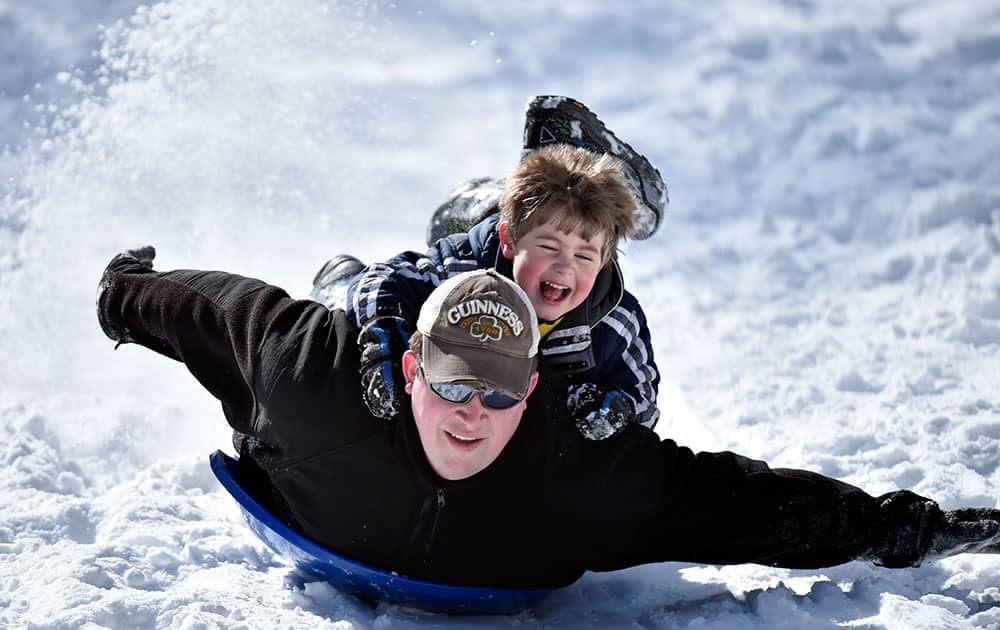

{"left": 358, "top": 317, "right": 412, "bottom": 419}
{"left": 567, "top": 383, "right": 634, "bottom": 440}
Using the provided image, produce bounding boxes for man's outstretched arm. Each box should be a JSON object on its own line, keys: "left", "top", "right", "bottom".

{"left": 651, "top": 440, "right": 1000, "bottom": 570}
{"left": 97, "top": 247, "right": 297, "bottom": 434}
{"left": 585, "top": 434, "right": 999, "bottom": 573}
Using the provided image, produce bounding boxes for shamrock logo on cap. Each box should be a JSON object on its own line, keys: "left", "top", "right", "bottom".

{"left": 469, "top": 316, "right": 503, "bottom": 342}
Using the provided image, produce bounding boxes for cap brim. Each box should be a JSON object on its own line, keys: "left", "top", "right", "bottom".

{"left": 422, "top": 336, "right": 533, "bottom": 397}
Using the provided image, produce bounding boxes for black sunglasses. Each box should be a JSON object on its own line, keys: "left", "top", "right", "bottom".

{"left": 417, "top": 365, "right": 524, "bottom": 410}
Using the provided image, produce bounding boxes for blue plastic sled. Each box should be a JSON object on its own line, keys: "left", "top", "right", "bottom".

{"left": 209, "top": 450, "right": 555, "bottom": 614}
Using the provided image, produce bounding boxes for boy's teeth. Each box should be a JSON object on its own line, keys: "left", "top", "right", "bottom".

{"left": 540, "top": 280, "right": 570, "bottom": 304}
{"left": 447, "top": 431, "right": 479, "bottom": 442}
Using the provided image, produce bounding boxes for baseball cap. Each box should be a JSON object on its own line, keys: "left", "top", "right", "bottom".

{"left": 416, "top": 270, "right": 539, "bottom": 397}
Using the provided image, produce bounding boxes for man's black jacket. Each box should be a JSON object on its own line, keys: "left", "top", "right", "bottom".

{"left": 98, "top": 256, "right": 930, "bottom": 588}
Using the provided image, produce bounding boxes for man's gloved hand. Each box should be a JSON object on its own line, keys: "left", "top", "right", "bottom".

{"left": 926, "top": 507, "right": 1000, "bottom": 561}
{"left": 871, "top": 493, "right": 1000, "bottom": 567}
{"left": 358, "top": 316, "right": 412, "bottom": 419}
{"left": 104, "top": 245, "right": 156, "bottom": 272}
{"left": 567, "top": 383, "right": 634, "bottom": 440}
{"left": 98, "top": 245, "right": 157, "bottom": 346}
{"left": 123, "top": 245, "right": 156, "bottom": 268}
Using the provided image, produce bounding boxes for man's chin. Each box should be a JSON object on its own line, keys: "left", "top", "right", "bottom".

{"left": 435, "top": 445, "right": 487, "bottom": 480}
{"left": 437, "top": 460, "right": 483, "bottom": 481}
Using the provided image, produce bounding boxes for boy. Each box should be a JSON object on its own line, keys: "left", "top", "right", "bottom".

{"left": 316, "top": 96, "right": 666, "bottom": 440}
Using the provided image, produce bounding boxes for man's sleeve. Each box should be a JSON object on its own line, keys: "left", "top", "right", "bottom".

{"left": 588, "top": 436, "right": 935, "bottom": 571}
{"left": 97, "top": 255, "right": 298, "bottom": 435}
{"left": 649, "top": 441, "right": 883, "bottom": 568}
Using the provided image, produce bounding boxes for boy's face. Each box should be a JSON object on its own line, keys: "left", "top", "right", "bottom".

{"left": 499, "top": 216, "right": 608, "bottom": 322}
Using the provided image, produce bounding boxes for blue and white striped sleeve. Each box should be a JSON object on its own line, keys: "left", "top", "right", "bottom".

{"left": 348, "top": 245, "right": 482, "bottom": 328}
{"left": 597, "top": 300, "right": 661, "bottom": 429}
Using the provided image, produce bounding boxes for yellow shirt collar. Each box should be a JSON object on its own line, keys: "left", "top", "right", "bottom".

{"left": 538, "top": 317, "right": 564, "bottom": 340}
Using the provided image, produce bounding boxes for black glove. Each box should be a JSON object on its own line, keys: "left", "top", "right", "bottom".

{"left": 358, "top": 317, "right": 412, "bottom": 419}
{"left": 122, "top": 245, "right": 156, "bottom": 268}
{"left": 102, "top": 245, "right": 156, "bottom": 274}
{"left": 566, "top": 383, "right": 634, "bottom": 440}
{"left": 926, "top": 507, "right": 1000, "bottom": 561}
{"left": 98, "top": 245, "right": 157, "bottom": 346}
{"left": 867, "top": 494, "right": 1000, "bottom": 567}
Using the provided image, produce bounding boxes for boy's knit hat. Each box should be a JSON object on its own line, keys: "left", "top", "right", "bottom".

{"left": 416, "top": 270, "right": 539, "bottom": 397}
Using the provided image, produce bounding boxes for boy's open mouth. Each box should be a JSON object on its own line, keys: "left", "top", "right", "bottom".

{"left": 540, "top": 280, "right": 570, "bottom": 305}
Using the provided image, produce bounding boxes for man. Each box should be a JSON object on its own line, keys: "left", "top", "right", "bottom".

{"left": 97, "top": 247, "right": 1000, "bottom": 590}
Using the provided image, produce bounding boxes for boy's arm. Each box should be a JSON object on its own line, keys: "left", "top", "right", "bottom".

{"left": 588, "top": 294, "right": 660, "bottom": 431}
{"left": 347, "top": 236, "right": 484, "bottom": 419}
{"left": 347, "top": 215, "right": 498, "bottom": 327}
{"left": 348, "top": 248, "right": 478, "bottom": 327}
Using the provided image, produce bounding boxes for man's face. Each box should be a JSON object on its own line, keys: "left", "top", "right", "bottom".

{"left": 500, "top": 216, "right": 608, "bottom": 322}
{"left": 403, "top": 350, "right": 539, "bottom": 481}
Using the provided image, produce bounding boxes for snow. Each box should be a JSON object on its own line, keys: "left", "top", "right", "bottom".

{"left": 1, "top": 0, "right": 999, "bottom": 627}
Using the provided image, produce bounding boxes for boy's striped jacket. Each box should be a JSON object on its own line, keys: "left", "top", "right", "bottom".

{"left": 348, "top": 214, "right": 660, "bottom": 430}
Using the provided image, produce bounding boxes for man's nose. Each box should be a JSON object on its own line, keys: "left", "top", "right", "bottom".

{"left": 457, "top": 396, "right": 489, "bottom": 423}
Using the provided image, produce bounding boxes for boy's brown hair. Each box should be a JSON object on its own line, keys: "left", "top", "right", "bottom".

{"left": 498, "top": 144, "right": 637, "bottom": 258}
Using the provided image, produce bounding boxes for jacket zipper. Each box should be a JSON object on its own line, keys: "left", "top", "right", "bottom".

{"left": 425, "top": 488, "right": 446, "bottom": 555}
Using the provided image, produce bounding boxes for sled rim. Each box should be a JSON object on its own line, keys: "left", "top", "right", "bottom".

{"left": 209, "top": 450, "right": 554, "bottom": 614}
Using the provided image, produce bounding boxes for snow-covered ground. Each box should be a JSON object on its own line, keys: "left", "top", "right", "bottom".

{"left": 2, "top": 0, "right": 999, "bottom": 627}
